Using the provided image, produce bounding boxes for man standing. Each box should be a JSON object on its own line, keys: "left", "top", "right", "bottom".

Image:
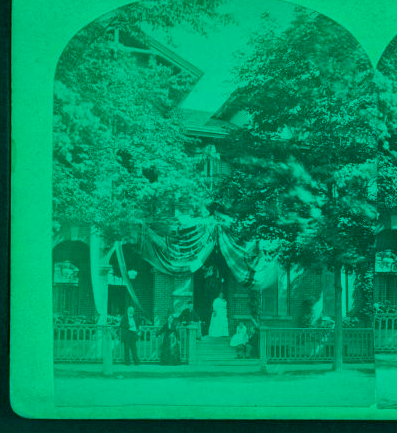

{"left": 179, "top": 300, "right": 202, "bottom": 339}
{"left": 120, "top": 305, "right": 141, "bottom": 365}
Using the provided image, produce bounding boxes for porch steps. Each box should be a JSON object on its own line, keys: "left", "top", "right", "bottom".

{"left": 195, "top": 336, "right": 259, "bottom": 366}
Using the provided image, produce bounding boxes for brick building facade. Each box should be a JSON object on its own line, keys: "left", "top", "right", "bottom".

{"left": 52, "top": 232, "right": 353, "bottom": 334}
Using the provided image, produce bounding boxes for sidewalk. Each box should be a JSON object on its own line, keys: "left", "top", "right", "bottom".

{"left": 54, "top": 362, "right": 376, "bottom": 408}
{"left": 375, "top": 353, "right": 397, "bottom": 408}
{"left": 55, "top": 361, "right": 374, "bottom": 378}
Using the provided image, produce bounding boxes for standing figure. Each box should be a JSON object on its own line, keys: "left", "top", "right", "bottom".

{"left": 156, "top": 314, "right": 181, "bottom": 365}
{"left": 120, "top": 305, "right": 142, "bottom": 365}
{"left": 179, "top": 300, "right": 202, "bottom": 339}
{"left": 230, "top": 322, "right": 249, "bottom": 358}
{"left": 208, "top": 292, "right": 229, "bottom": 337}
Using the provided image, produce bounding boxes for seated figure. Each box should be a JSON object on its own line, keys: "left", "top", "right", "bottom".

{"left": 230, "top": 322, "right": 248, "bottom": 358}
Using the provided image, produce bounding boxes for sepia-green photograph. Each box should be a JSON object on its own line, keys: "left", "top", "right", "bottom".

{"left": 10, "top": 0, "right": 397, "bottom": 419}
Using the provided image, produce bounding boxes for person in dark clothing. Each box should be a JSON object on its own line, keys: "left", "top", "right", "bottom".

{"left": 179, "top": 301, "right": 202, "bottom": 339}
{"left": 120, "top": 306, "right": 142, "bottom": 365}
{"left": 179, "top": 301, "right": 200, "bottom": 324}
{"left": 246, "top": 327, "right": 260, "bottom": 359}
{"left": 156, "top": 314, "right": 181, "bottom": 365}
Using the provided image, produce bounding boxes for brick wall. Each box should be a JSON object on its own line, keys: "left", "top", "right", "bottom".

{"left": 130, "top": 264, "right": 154, "bottom": 318}
{"left": 153, "top": 271, "right": 175, "bottom": 324}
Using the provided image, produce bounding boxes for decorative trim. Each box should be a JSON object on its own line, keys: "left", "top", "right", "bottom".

{"left": 185, "top": 126, "right": 229, "bottom": 138}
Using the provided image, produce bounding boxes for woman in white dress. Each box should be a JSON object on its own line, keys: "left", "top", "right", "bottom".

{"left": 209, "top": 292, "right": 229, "bottom": 337}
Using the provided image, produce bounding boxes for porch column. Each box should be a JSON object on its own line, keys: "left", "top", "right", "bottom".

{"left": 187, "top": 325, "right": 198, "bottom": 365}
{"left": 90, "top": 227, "right": 111, "bottom": 325}
{"left": 259, "top": 325, "right": 268, "bottom": 372}
{"left": 102, "top": 326, "right": 113, "bottom": 376}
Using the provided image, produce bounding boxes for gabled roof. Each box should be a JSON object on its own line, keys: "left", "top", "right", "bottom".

{"left": 178, "top": 108, "right": 236, "bottom": 138}
{"left": 146, "top": 36, "right": 204, "bottom": 80}
{"left": 112, "top": 31, "right": 204, "bottom": 80}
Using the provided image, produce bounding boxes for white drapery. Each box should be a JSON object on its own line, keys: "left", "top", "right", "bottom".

{"left": 90, "top": 227, "right": 109, "bottom": 325}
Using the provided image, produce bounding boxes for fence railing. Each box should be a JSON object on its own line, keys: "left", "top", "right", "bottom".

{"left": 54, "top": 324, "right": 374, "bottom": 365}
{"left": 262, "top": 328, "right": 373, "bottom": 363}
{"left": 54, "top": 324, "right": 189, "bottom": 363}
{"left": 374, "top": 314, "right": 397, "bottom": 352}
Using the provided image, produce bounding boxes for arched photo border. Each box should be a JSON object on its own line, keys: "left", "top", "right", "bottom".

{"left": 10, "top": 0, "right": 397, "bottom": 419}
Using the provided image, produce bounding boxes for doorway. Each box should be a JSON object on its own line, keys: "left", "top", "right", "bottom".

{"left": 193, "top": 248, "right": 230, "bottom": 336}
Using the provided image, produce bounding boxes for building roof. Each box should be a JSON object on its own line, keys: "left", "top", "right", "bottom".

{"left": 178, "top": 108, "right": 236, "bottom": 138}
{"left": 146, "top": 36, "right": 204, "bottom": 79}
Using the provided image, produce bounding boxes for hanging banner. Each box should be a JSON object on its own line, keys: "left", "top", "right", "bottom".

{"left": 115, "top": 241, "right": 145, "bottom": 314}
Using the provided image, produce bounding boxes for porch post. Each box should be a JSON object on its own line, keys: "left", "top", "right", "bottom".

{"left": 259, "top": 325, "right": 268, "bottom": 372}
{"left": 187, "top": 325, "right": 198, "bottom": 365}
{"left": 102, "top": 326, "right": 113, "bottom": 376}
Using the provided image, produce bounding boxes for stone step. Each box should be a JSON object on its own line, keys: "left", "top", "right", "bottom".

{"left": 197, "top": 350, "right": 235, "bottom": 354}
{"left": 197, "top": 347, "right": 234, "bottom": 351}
{"left": 197, "top": 342, "right": 232, "bottom": 347}
{"left": 196, "top": 354, "right": 240, "bottom": 360}
{"left": 200, "top": 337, "right": 231, "bottom": 342}
{"left": 194, "top": 359, "right": 259, "bottom": 366}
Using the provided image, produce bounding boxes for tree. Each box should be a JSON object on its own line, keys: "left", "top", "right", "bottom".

{"left": 375, "top": 39, "right": 397, "bottom": 217}
{"left": 53, "top": 1, "right": 229, "bottom": 242}
{"left": 214, "top": 8, "right": 378, "bottom": 370}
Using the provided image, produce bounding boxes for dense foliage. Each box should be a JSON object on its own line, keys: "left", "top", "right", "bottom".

{"left": 53, "top": 1, "right": 229, "bottom": 241}
{"left": 216, "top": 9, "right": 378, "bottom": 275}
{"left": 376, "top": 40, "right": 397, "bottom": 216}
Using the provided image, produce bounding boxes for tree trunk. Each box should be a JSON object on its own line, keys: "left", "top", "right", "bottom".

{"left": 333, "top": 265, "right": 343, "bottom": 371}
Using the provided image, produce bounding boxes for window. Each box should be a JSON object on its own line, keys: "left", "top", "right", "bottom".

{"left": 261, "top": 283, "right": 278, "bottom": 316}
{"left": 53, "top": 261, "right": 79, "bottom": 315}
{"left": 260, "top": 264, "right": 291, "bottom": 317}
{"left": 53, "top": 283, "right": 79, "bottom": 315}
{"left": 108, "top": 286, "right": 130, "bottom": 315}
{"left": 375, "top": 274, "right": 397, "bottom": 306}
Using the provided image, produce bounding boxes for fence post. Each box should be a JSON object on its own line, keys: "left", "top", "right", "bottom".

{"left": 187, "top": 325, "right": 197, "bottom": 365}
{"left": 259, "top": 326, "right": 268, "bottom": 372}
{"left": 102, "top": 326, "right": 113, "bottom": 376}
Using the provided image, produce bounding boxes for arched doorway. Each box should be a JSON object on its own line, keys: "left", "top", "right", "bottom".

{"left": 193, "top": 248, "right": 230, "bottom": 336}
{"left": 52, "top": 240, "right": 93, "bottom": 317}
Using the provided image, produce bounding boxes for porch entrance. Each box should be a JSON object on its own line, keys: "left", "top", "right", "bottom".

{"left": 193, "top": 249, "right": 230, "bottom": 336}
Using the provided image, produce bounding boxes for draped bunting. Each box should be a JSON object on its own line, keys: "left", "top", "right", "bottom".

{"left": 88, "top": 218, "right": 284, "bottom": 322}
{"left": 139, "top": 220, "right": 217, "bottom": 276}
{"left": 134, "top": 217, "right": 280, "bottom": 292}
{"left": 217, "top": 226, "right": 279, "bottom": 291}
{"left": 115, "top": 241, "right": 145, "bottom": 313}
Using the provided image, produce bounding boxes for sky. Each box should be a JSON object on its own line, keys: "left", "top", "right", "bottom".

{"left": 142, "top": 0, "right": 296, "bottom": 114}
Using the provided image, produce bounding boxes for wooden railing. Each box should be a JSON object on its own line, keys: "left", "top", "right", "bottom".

{"left": 54, "top": 324, "right": 189, "bottom": 363}
{"left": 260, "top": 327, "right": 374, "bottom": 364}
{"left": 374, "top": 314, "right": 397, "bottom": 353}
